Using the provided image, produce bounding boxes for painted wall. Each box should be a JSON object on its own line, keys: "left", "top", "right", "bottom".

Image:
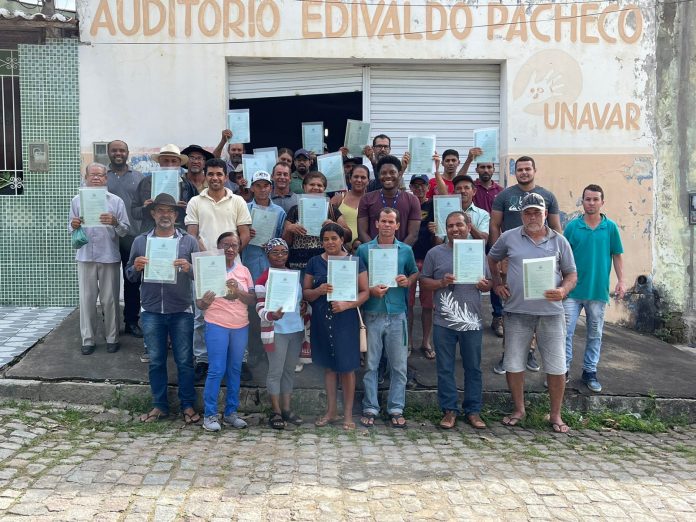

{"left": 75, "top": 1, "right": 660, "bottom": 322}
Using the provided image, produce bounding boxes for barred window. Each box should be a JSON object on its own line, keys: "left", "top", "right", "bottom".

{"left": 0, "top": 49, "right": 23, "bottom": 196}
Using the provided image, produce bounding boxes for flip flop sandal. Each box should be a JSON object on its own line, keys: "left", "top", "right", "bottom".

{"left": 139, "top": 410, "right": 168, "bottom": 423}
{"left": 182, "top": 411, "right": 201, "bottom": 424}
{"left": 551, "top": 422, "right": 570, "bottom": 434}
{"left": 421, "top": 346, "right": 436, "bottom": 360}
{"left": 389, "top": 414, "right": 407, "bottom": 429}
{"left": 314, "top": 415, "right": 343, "bottom": 427}
{"left": 501, "top": 415, "right": 524, "bottom": 427}
{"left": 343, "top": 422, "right": 356, "bottom": 431}
{"left": 281, "top": 411, "right": 303, "bottom": 426}
{"left": 360, "top": 413, "right": 376, "bottom": 428}
{"left": 269, "top": 413, "right": 286, "bottom": 430}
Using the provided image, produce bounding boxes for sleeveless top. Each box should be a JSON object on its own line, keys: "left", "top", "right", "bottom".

{"left": 339, "top": 201, "right": 358, "bottom": 242}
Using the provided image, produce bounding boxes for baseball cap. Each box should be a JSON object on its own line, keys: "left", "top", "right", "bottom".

{"left": 251, "top": 170, "right": 272, "bottom": 185}
{"left": 409, "top": 174, "right": 429, "bottom": 185}
{"left": 520, "top": 192, "right": 546, "bottom": 211}
{"left": 294, "top": 149, "right": 311, "bottom": 159}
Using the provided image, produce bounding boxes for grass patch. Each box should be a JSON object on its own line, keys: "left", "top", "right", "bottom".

{"left": 672, "top": 443, "right": 696, "bottom": 462}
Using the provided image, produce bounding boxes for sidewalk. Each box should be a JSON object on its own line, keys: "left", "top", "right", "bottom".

{"left": 1, "top": 305, "right": 695, "bottom": 416}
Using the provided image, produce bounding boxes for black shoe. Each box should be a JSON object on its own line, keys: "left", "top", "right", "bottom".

{"left": 241, "top": 362, "right": 253, "bottom": 382}
{"left": 106, "top": 343, "right": 120, "bottom": 353}
{"left": 124, "top": 323, "right": 143, "bottom": 338}
{"left": 194, "top": 362, "right": 208, "bottom": 382}
{"left": 406, "top": 368, "right": 418, "bottom": 390}
{"left": 81, "top": 345, "right": 95, "bottom": 355}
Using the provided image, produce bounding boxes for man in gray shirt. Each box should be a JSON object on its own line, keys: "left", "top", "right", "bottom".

{"left": 488, "top": 193, "right": 577, "bottom": 433}
{"left": 106, "top": 140, "right": 144, "bottom": 337}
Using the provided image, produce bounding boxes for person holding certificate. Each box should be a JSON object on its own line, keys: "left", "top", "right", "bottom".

{"left": 283, "top": 172, "right": 351, "bottom": 273}
{"left": 420, "top": 211, "right": 492, "bottom": 430}
{"left": 241, "top": 170, "right": 287, "bottom": 282}
{"left": 69, "top": 163, "right": 130, "bottom": 355}
{"left": 487, "top": 193, "right": 577, "bottom": 433}
{"left": 356, "top": 208, "right": 418, "bottom": 429}
{"left": 196, "top": 232, "right": 256, "bottom": 432}
{"left": 255, "top": 238, "right": 309, "bottom": 430}
{"left": 303, "top": 224, "right": 369, "bottom": 431}
{"left": 125, "top": 193, "right": 200, "bottom": 424}
{"left": 331, "top": 164, "right": 370, "bottom": 252}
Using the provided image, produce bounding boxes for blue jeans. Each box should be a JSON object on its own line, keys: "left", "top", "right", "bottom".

{"left": 362, "top": 312, "right": 408, "bottom": 416}
{"left": 141, "top": 311, "right": 195, "bottom": 414}
{"left": 432, "top": 325, "right": 483, "bottom": 415}
{"left": 203, "top": 322, "right": 249, "bottom": 417}
{"left": 192, "top": 283, "right": 207, "bottom": 364}
{"left": 490, "top": 291, "right": 503, "bottom": 318}
{"left": 564, "top": 298, "right": 606, "bottom": 373}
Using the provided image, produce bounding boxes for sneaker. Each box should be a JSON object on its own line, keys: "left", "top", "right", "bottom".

{"left": 140, "top": 350, "right": 150, "bottom": 363}
{"left": 202, "top": 415, "right": 221, "bottom": 432}
{"left": 406, "top": 368, "right": 418, "bottom": 390}
{"left": 194, "top": 362, "right": 208, "bottom": 382}
{"left": 526, "top": 350, "right": 541, "bottom": 372}
{"left": 240, "top": 362, "right": 253, "bottom": 382}
{"left": 582, "top": 371, "right": 602, "bottom": 392}
{"left": 295, "top": 363, "right": 304, "bottom": 373}
{"left": 493, "top": 354, "right": 506, "bottom": 375}
{"left": 222, "top": 413, "right": 248, "bottom": 429}
{"left": 491, "top": 316, "right": 504, "bottom": 338}
{"left": 124, "top": 323, "right": 143, "bottom": 338}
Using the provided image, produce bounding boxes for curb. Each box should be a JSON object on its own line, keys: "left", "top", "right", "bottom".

{"left": 0, "top": 379, "right": 694, "bottom": 421}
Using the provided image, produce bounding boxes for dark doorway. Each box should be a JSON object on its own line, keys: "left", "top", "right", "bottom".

{"left": 229, "top": 91, "right": 362, "bottom": 153}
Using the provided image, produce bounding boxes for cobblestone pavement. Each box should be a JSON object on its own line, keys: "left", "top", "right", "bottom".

{"left": 0, "top": 402, "right": 694, "bottom": 521}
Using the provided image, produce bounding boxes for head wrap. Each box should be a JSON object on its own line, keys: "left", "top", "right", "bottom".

{"left": 264, "top": 237, "right": 289, "bottom": 254}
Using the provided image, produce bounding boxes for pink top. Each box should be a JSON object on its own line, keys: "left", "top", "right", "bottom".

{"left": 204, "top": 261, "right": 254, "bottom": 329}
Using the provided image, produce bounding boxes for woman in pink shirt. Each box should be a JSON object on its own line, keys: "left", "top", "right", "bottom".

{"left": 197, "top": 231, "right": 256, "bottom": 432}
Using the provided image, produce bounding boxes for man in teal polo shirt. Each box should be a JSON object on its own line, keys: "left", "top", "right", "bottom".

{"left": 564, "top": 184, "right": 625, "bottom": 392}
{"left": 357, "top": 208, "right": 418, "bottom": 428}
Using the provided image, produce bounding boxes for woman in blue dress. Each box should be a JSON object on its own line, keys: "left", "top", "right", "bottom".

{"left": 303, "top": 223, "right": 369, "bottom": 430}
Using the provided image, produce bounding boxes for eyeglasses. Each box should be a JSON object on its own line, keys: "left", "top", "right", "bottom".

{"left": 87, "top": 172, "right": 107, "bottom": 178}
{"left": 268, "top": 250, "right": 289, "bottom": 256}
{"left": 373, "top": 144, "right": 390, "bottom": 150}
{"left": 220, "top": 243, "right": 239, "bottom": 251}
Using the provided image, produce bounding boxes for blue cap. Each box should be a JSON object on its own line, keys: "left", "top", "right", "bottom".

{"left": 409, "top": 174, "right": 430, "bottom": 185}
{"left": 294, "top": 149, "right": 311, "bottom": 159}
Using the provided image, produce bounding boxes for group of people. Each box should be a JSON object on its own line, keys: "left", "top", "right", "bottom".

{"left": 69, "top": 131, "right": 625, "bottom": 433}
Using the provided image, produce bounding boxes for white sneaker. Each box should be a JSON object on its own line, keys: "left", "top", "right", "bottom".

{"left": 222, "top": 413, "right": 247, "bottom": 429}
{"left": 295, "top": 364, "right": 304, "bottom": 373}
{"left": 202, "top": 415, "right": 221, "bottom": 432}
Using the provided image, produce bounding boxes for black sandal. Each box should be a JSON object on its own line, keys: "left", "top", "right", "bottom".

{"left": 389, "top": 413, "right": 407, "bottom": 429}
{"left": 281, "top": 410, "right": 303, "bottom": 426}
{"left": 269, "top": 412, "right": 285, "bottom": 430}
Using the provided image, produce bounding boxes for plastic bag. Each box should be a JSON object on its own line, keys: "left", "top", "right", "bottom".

{"left": 71, "top": 227, "right": 89, "bottom": 249}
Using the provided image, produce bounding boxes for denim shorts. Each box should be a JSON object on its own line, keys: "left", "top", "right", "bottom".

{"left": 503, "top": 312, "right": 566, "bottom": 375}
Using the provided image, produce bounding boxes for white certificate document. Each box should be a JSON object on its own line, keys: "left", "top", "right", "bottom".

{"left": 368, "top": 245, "right": 398, "bottom": 288}
{"left": 317, "top": 152, "right": 347, "bottom": 193}
{"left": 242, "top": 154, "right": 268, "bottom": 183}
{"left": 407, "top": 136, "right": 436, "bottom": 174}
{"left": 473, "top": 127, "right": 499, "bottom": 164}
{"left": 344, "top": 119, "right": 371, "bottom": 157}
{"left": 144, "top": 236, "right": 178, "bottom": 284}
{"left": 452, "top": 239, "right": 484, "bottom": 284}
{"left": 523, "top": 256, "right": 556, "bottom": 300}
{"left": 266, "top": 268, "right": 300, "bottom": 313}
{"left": 302, "top": 121, "right": 324, "bottom": 154}
{"left": 192, "top": 250, "right": 227, "bottom": 299}
{"left": 327, "top": 256, "right": 358, "bottom": 302}
{"left": 227, "top": 109, "right": 250, "bottom": 144}
{"left": 150, "top": 169, "right": 180, "bottom": 202}
{"left": 253, "top": 147, "right": 278, "bottom": 174}
{"left": 298, "top": 195, "right": 329, "bottom": 237}
{"left": 249, "top": 207, "right": 277, "bottom": 247}
{"left": 433, "top": 195, "right": 462, "bottom": 236}
{"left": 79, "top": 188, "right": 107, "bottom": 227}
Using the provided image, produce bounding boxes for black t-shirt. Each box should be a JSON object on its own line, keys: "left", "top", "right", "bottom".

{"left": 412, "top": 199, "right": 434, "bottom": 261}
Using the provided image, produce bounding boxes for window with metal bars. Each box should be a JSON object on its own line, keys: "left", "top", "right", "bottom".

{"left": 0, "top": 49, "right": 23, "bottom": 196}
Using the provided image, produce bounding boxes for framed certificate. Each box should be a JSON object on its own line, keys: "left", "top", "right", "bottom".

{"left": 407, "top": 136, "right": 436, "bottom": 174}
{"left": 302, "top": 121, "right": 324, "bottom": 154}
{"left": 317, "top": 152, "right": 347, "bottom": 193}
{"left": 433, "top": 195, "right": 462, "bottom": 237}
{"left": 227, "top": 109, "right": 250, "bottom": 144}
{"left": 192, "top": 250, "right": 227, "bottom": 299}
{"left": 344, "top": 119, "right": 371, "bottom": 157}
{"left": 473, "top": 127, "right": 500, "bottom": 164}
{"left": 79, "top": 188, "right": 107, "bottom": 227}
{"left": 144, "top": 236, "right": 178, "bottom": 284}
{"left": 327, "top": 255, "right": 358, "bottom": 302}
{"left": 249, "top": 207, "right": 277, "bottom": 247}
{"left": 253, "top": 147, "right": 278, "bottom": 174}
{"left": 452, "top": 239, "right": 484, "bottom": 284}
{"left": 150, "top": 169, "right": 180, "bottom": 202}
{"left": 298, "top": 195, "right": 329, "bottom": 237}
{"left": 242, "top": 154, "right": 268, "bottom": 183}
{"left": 368, "top": 244, "right": 398, "bottom": 287}
{"left": 523, "top": 256, "right": 556, "bottom": 300}
{"left": 266, "top": 268, "right": 300, "bottom": 313}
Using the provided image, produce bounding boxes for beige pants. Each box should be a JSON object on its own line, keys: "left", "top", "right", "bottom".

{"left": 77, "top": 261, "right": 120, "bottom": 346}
